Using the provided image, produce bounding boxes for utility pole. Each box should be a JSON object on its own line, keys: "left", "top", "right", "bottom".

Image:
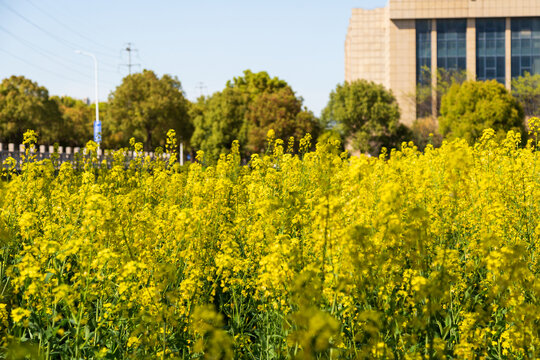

{"left": 121, "top": 42, "right": 140, "bottom": 75}
{"left": 75, "top": 50, "right": 101, "bottom": 146}
{"left": 195, "top": 82, "right": 207, "bottom": 97}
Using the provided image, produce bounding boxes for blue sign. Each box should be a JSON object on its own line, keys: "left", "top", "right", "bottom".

{"left": 94, "top": 121, "right": 102, "bottom": 143}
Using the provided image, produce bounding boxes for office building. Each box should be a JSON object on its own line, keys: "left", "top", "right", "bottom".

{"left": 345, "top": 0, "right": 540, "bottom": 125}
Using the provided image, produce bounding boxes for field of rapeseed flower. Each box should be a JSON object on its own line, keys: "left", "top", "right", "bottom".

{"left": 0, "top": 121, "right": 539, "bottom": 359}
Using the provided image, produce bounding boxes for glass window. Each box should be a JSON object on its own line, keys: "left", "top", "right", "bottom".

{"left": 416, "top": 20, "right": 432, "bottom": 85}
{"left": 477, "top": 18, "right": 505, "bottom": 83}
{"left": 512, "top": 57, "right": 520, "bottom": 77}
{"left": 486, "top": 40, "right": 496, "bottom": 56}
{"left": 497, "top": 57, "right": 505, "bottom": 74}
{"left": 478, "top": 60, "right": 485, "bottom": 76}
{"left": 478, "top": 40, "right": 485, "bottom": 56}
{"left": 437, "top": 19, "right": 466, "bottom": 73}
{"left": 448, "top": 41, "right": 457, "bottom": 56}
{"left": 533, "top": 39, "right": 540, "bottom": 55}
{"left": 534, "top": 58, "right": 540, "bottom": 73}
{"left": 496, "top": 40, "right": 505, "bottom": 56}
{"left": 511, "top": 18, "right": 540, "bottom": 77}
{"left": 416, "top": 20, "right": 432, "bottom": 117}
{"left": 522, "top": 39, "right": 532, "bottom": 55}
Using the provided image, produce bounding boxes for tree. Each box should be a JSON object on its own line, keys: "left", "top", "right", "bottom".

{"left": 190, "top": 88, "right": 248, "bottom": 161}
{"left": 245, "top": 87, "right": 318, "bottom": 153}
{"left": 0, "top": 75, "right": 62, "bottom": 144}
{"left": 51, "top": 96, "right": 93, "bottom": 146}
{"left": 439, "top": 80, "right": 524, "bottom": 144}
{"left": 321, "top": 79, "right": 405, "bottom": 155}
{"left": 190, "top": 70, "right": 319, "bottom": 161}
{"left": 512, "top": 71, "right": 540, "bottom": 118}
{"left": 107, "top": 70, "right": 191, "bottom": 150}
{"left": 413, "top": 67, "right": 467, "bottom": 119}
{"left": 407, "top": 68, "right": 466, "bottom": 150}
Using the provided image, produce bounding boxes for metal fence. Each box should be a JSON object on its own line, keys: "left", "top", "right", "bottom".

{"left": 0, "top": 142, "right": 178, "bottom": 170}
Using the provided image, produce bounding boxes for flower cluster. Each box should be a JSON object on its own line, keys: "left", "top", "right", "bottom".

{"left": 0, "top": 121, "right": 539, "bottom": 359}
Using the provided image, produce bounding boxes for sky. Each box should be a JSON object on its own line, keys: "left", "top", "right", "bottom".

{"left": 0, "top": 0, "right": 388, "bottom": 117}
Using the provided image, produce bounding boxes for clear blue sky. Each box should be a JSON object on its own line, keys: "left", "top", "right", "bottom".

{"left": 0, "top": 0, "right": 387, "bottom": 117}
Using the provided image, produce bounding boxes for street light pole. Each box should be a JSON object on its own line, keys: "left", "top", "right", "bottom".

{"left": 75, "top": 50, "right": 101, "bottom": 145}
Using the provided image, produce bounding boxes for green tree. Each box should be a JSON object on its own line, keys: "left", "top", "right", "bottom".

{"left": 107, "top": 70, "right": 191, "bottom": 150}
{"left": 0, "top": 75, "right": 62, "bottom": 144}
{"left": 439, "top": 80, "right": 524, "bottom": 144}
{"left": 435, "top": 68, "right": 467, "bottom": 113}
{"left": 190, "top": 89, "right": 247, "bottom": 161}
{"left": 245, "top": 87, "right": 318, "bottom": 153}
{"left": 227, "top": 69, "right": 289, "bottom": 100}
{"left": 413, "top": 67, "right": 467, "bottom": 118}
{"left": 191, "top": 70, "right": 319, "bottom": 161}
{"left": 51, "top": 96, "right": 93, "bottom": 146}
{"left": 321, "top": 79, "right": 405, "bottom": 155}
{"left": 408, "top": 68, "right": 467, "bottom": 150}
{"left": 512, "top": 71, "right": 540, "bottom": 118}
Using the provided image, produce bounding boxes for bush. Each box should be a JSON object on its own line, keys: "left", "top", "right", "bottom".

{"left": 512, "top": 71, "right": 540, "bottom": 118}
{"left": 411, "top": 116, "right": 443, "bottom": 150}
{"left": 439, "top": 80, "right": 524, "bottom": 144}
{"left": 321, "top": 79, "right": 406, "bottom": 155}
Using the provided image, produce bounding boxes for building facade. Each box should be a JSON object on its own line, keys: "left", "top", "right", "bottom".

{"left": 345, "top": 0, "right": 540, "bottom": 125}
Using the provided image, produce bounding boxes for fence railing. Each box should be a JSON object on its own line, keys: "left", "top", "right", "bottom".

{"left": 0, "top": 142, "right": 182, "bottom": 170}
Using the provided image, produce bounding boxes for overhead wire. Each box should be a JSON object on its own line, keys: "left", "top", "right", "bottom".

{"left": 1, "top": 25, "right": 94, "bottom": 80}
{"left": 1, "top": 47, "right": 119, "bottom": 100}
{"left": 0, "top": 48, "right": 90, "bottom": 85}
{"left": 0, "top": 27, "right": 118, "bottom": 87}
{"left": 0, "top": 1, "right": 121, "bottom": 66}
{"left": 0, "top": 1, "right": 138, "bottom": 93}
{"left": 24, "top": 0, "right": 117, "bottom": 53}
{"left": 1, "top": 2, "right": 82, "bottom": 51}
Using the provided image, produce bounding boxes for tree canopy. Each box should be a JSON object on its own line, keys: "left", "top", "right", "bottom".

{"left": 190, "top": 88, "right": 248, "bottom": 161}
{"left": 107, "top": 70, "right": 191, "bottom": 150}
{"left": 439, "top": 80, "right": 524, "bottom": 144}
{"left": 512, "top": 71, "right": 540, "bottom": 118}
{"left": 51, "top": 96, "right": 93, "bottom": 146}
{"left": 414, "top": 68, "right": 467, "bottom": 118}
{"left": 321, "top": 79, "right": 405, "bottom": 155}
{"left": 245, "top": 86, "right": 318, "bottom": 153}
{"left": 0, "top": 75, "right": 62, "bottom": 144}
{"left": 190, "top": 70, "right": 319, "bottom": 161}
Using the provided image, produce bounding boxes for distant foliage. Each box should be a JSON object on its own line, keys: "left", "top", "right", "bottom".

{"left": 0, "top": 76, "right": 62, "bottom": 144}
{"left": 439, "top": 80, "right": 525, "bottom": 144}
{"left": 190, "top": 70, "right": 319, "bottom": 162}
{"left": 51, "top": 96, "right": 94, "bottom": 146}
{"left": 411, "top": 116, "right": 443, "bottom": 150}
{"left": 190, "top": 86, "right": 249, "bottom": 162}
{"left": 321, "top": 79, "right": 409, "bottom": 155}
{"left": 245, "top": 87, "right": 318, "bottom": 154}
{"left": 414, "top": 68, "right": 467, "bottom": 119}
{"left": 107, "top": 70, "right": 192, "bottom": 150}
{"left": 512, "top": 71, "right": 540, "bottom": 118}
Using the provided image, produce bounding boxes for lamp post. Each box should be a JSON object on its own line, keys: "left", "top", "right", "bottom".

{"left": 75, "top": 50, "right": 101, "bottom": 145}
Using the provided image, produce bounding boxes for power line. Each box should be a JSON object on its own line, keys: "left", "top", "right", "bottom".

{"left": 0, "top": 26, "right": 117, "bottom": 86}
{"left": 0, "top": 47, "right": 89, "bottom": 85}
{"left": 195, "top": 82, "right": 208, "bottom": 97}
{"left": 120, "top": 42, "right": 141, "bottom": 75}
{"left": 1, "top": 2, "right": 80, "bottom": 50}
{"left": 0, "top": 25, "right": 91, "bottom": 80}
{"left": 0, "top": 1, "right": 119, "bottom": 62}
{"left": 0, "top": 6, "right": 119, "bottom": 72}
{"left": 24, "top": 0, "right": 117, "bottom": 53}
